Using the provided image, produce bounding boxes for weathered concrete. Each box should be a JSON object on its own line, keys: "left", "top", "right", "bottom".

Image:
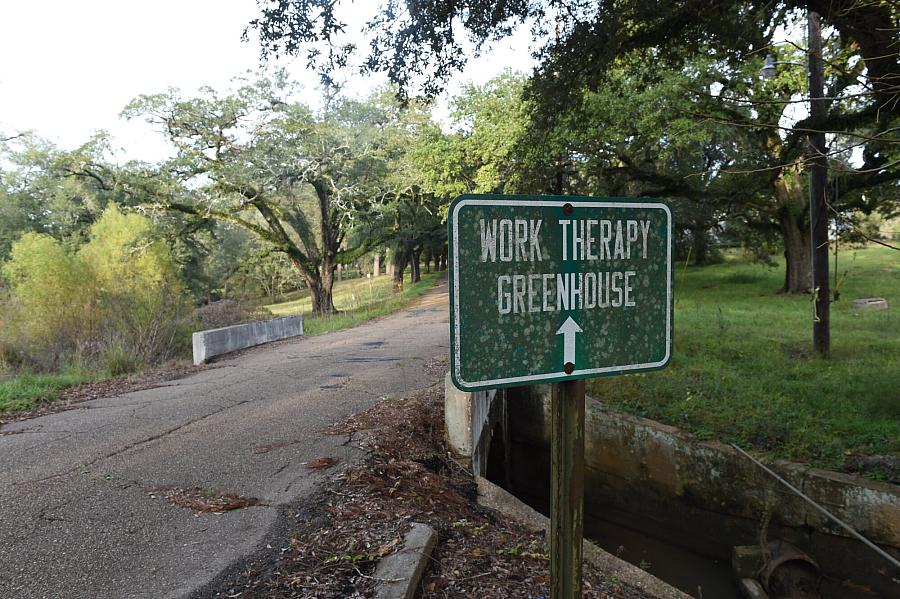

{"left": 732, "top": 545, "right": 764, "bottom": 579}
{"left": 0, "top": 283, "right": 450, "bottom": 599}
{"left": 851, "top": 296, "right": 889, "bottom": 310}
{"left": 192, "top": 316, "right": 303, "bottom": 365}
{"left": 506, "top": 384, "right": 900, "bottom": 596}
{"left": 444, "top": 373, "right": 506, "bottom": 477}
{"left": 373, "top": 522, "right": 437, "bottom": 599}
{"left": 475, "top": 476, "right": 691, "bottom": 599}
{"left": 738, "top": 578, "right": 768, "bottom": 599}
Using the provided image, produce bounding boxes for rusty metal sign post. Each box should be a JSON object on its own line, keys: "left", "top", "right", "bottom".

{"left": 448, "top": 194, "right": 673, "bottom": 598}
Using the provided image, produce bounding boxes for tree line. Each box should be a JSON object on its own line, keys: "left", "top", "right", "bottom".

{"left": 2, "top": 0, "right": 897, "bottom": 373}
{"left": 249, "top": 0, "right": 898, "bottom": 294}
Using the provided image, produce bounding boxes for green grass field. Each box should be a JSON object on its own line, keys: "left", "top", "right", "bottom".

{"left": 264, "top": 271, "right": 442, "bottom": 336}
{"left": 587, "top": 245, "right": 900, "bottom": 469}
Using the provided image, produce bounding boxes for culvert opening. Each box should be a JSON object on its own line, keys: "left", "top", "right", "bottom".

{"left": 485, "top": 421, "right": 509, "bottom": 489}
{"left": 498, "top": 385, "right": 897, "bottom": 599}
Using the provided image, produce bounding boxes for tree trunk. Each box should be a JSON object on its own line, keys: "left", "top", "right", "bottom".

{"left": 411, "top": 248, "right": 422, "bottom": 283}
{"left": 386, "top": 248, "right": 395, "bottom": 279}
{"left": 691, "top": 227, "right": 710, "bottom": 266}
{"left": 773, "top": 174, "right": 811, "bottom": 294}
{"left": 300, "top": 261, "right": 337, "bottom": 316}
{"left": 392, "top": 249, "right": 407, "bottom": 292}
{"left": 373, "top": 253, "right": 380, "bottom": 277}
{"left": 779, "top": 210, "right": 812, "bottom": 294}
{"left": 423, "top": 247, "right": 432, "bottom": 274}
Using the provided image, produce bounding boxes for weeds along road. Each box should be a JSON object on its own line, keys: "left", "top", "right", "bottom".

{"left": 0, "top": 281, "right": 450, "bottom": 599}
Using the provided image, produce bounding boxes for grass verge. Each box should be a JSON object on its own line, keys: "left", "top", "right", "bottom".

{"left": 0, "top": 368, "right": 97, "bottom": 413}
{"left": 587, "top": 245, "right": 900, "bottom": 470}
{"left": 264, "top": 272, "right": 442, "bottom": 336}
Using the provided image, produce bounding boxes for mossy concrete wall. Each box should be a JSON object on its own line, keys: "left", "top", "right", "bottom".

{"left": 506, "top": 385, "right": 900, "bottom": 595}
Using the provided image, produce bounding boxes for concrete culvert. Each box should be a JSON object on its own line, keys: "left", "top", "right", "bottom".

{"left": 761, "top": 540, "right": 821, "bottom": 599}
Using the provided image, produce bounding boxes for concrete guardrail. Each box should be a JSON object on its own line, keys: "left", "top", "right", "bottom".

{"left": 192, "top": 316, "right": 303, "bottom": 365}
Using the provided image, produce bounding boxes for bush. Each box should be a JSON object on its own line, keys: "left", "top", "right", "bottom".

{"left": 0, "top": 206, "right": 192, "bottom": 372}
{"left": 195, "top": 299, "right": 253, "bottom": 330}
{"left": 101, "top": 345, "right": 143, "bottom": 377}
{"left": 0, "top": 233, "right": 92, "bottom": 369}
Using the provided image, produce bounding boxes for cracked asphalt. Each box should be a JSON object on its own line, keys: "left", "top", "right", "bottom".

{"left": 0, "top": 282, "right": 450, "bottom": 599}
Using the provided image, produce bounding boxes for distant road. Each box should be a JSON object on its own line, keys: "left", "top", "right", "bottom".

{"left": 0, "top": 281, "right": 449, "bottom": 599}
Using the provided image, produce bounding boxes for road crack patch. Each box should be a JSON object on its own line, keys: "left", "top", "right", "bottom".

{"left": 12, "top": 399, "right": 252, "bottom": 487}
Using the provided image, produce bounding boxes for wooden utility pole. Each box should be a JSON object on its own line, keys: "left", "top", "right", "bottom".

{"left": 808, "top": 11, "right": 830, "bottom": 356}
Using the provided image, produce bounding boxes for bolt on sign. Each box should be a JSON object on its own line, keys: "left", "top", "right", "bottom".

{"left": 449, "top": 195, "right": 673, "bottom": 391}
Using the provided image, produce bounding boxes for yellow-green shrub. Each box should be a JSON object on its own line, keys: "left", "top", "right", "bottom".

{"left": 0, "top": 206, "right": 191, "bottom": 371}
{"left": 1, "top": 233, "right": 93, "bottom": 367}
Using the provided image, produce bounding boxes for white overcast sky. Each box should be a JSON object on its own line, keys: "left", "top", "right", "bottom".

{"left": 0, "top": 1, "right": 535, "bottom": 162}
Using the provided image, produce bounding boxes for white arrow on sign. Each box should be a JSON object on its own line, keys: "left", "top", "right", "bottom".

{"left": 555, "top": 316, "right": 583, "bottom": 368}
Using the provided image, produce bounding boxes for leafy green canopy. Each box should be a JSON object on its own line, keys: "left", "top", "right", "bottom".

{"left": 249, "top": 0, "right": 898, "bottom": 193}
{"left": 249, "top": 1, "right": 896, "bottom": 108}
{"left": 121, "top": 76, "right": 437, "bottom": 313}
{"left": 410, "top": 72, "right": 532, "bottom": 199}
{"left": 0, "top": 133, "right": 128, "bottom": 261}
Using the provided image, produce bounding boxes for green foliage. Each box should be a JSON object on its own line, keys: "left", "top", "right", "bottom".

{"left": 587, "top": 246, "right": 900, "bottom": 468}
{"left": 1, "top": 205, "right": 190, "bottom": 371}
{"left": 255, "top": 0, "right": 899, "bottom": 143}
{"left": 0, "top": 185, "right": 42, "bottom": 262}
{"left": 410, "top": 72, "right": 534, "bottom": 199}
{"left": 122, "top": 76, "right": 427, "bottom": 314}
{"left": 79, "top": 205, "right": 179, "bottom": 296}
{"left": 235, "top": 243, "right": 304, "bottom": 301}
{"left": 251, "top": 1, "right": 898, "bottom": 291}
{"left": 2, "top": 233, "right": 92, "bottom": 361}
{"left": 0, "top": 133, "right": 129, "bottom": 259}
{"left": 0, "top": 368, "right": 96, "bottom": 413}
{"left": 101, "top": 345, "right": 143, "bottom": 377}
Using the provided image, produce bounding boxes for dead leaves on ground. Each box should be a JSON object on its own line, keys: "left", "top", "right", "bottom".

{"left": 304, "top": 456, "right": 339, "bottom": 470}
{"left": 148, "top": 486, "right": 261, "bottom": 514}
{"left": 205, "top": 382, "right": 651, "bottom": 599}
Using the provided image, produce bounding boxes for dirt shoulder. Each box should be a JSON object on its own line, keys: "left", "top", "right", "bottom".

{"left": 194, "top": 375, "right": 653, "bottom": 599}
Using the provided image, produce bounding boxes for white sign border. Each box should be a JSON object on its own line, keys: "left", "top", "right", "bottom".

{"left": 451, "top": 197, "right": 673, "bottom": 391}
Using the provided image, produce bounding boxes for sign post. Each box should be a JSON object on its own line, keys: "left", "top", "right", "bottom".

{"left": 551, "top": 377, "right": 585, "bottom": 598}
{"left": 449, "top": 194, "right": 673, "bottom": 597}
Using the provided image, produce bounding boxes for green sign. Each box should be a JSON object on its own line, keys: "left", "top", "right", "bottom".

{"left": 449, "top": 194, "right": 673, "bottom": 391}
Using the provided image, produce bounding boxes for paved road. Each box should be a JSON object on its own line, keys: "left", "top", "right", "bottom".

{"left": 0, "top": 282, "right": 450, "bottom": 599}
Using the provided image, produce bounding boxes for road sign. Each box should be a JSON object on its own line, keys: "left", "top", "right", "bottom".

{"left": 449, "top": 194, "right": 673, "bottom": 391}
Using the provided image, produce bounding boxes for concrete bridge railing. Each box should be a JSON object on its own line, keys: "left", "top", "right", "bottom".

{"left": 192, "top": 316, "right": 303, "bottom": 365}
